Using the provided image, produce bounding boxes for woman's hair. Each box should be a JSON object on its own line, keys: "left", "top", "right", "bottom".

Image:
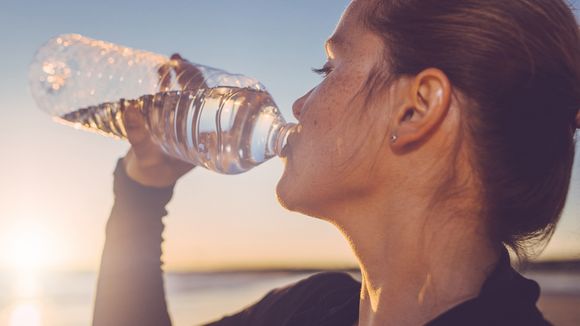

{"left": 365, "top": 0, "right": 580, "bottom": 258}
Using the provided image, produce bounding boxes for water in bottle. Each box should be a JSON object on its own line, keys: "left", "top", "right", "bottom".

{"left": 28, "top": 34, "right": 297, "bottom": 174}
{"left": 57, "top": 87, "right": 294, "bottom": 174}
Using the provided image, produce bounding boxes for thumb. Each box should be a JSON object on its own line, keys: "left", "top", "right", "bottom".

{"left": 123, "top": 99, "right": 151, "bottom": 146}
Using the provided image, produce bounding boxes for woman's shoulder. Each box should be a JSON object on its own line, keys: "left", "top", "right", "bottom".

{"left": 429, "top": 250, "right": 552, "bottom": 326}
{"left": 260, "top": 271, "right": 360, "bottom": 313}
{"left": 286, "top": 271, "right": 361, "bottom": 292}
{"left": 207, "top": 272, "right": 361, "bottom": 326}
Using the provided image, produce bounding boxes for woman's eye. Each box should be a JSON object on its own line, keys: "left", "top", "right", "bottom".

{"left": 312, "top": 64, "right": 333, "bottom": 78}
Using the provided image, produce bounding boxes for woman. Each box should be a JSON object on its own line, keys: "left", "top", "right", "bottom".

{"left": 93, "top": 0, "right": 580, "bottom": 325}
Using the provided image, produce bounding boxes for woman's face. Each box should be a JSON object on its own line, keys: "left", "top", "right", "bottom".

{"left": 277, "top": 0, "right": 400, "bottom": 218}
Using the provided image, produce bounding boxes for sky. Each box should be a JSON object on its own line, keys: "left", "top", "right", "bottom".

{"left": 0, "top": 0, "right": 579, "bottom": 273}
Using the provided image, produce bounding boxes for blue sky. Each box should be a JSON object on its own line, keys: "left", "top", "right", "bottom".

{"left": 0, "top": 0, "right": 579, "bottom": 272}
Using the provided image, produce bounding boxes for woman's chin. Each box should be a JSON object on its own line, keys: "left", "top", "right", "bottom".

{"left": 275, "top": 173, "right": 298, "bottom": 212}
{"left": 276, "top": 170, "right": 314, "bottom": 213}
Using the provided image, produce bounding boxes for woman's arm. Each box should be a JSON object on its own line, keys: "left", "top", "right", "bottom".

{"left": 92, "top": 159, "right": 175, "bottom": 326}
{"left": 92, "top": 70, "right": 193, "bottom": 325}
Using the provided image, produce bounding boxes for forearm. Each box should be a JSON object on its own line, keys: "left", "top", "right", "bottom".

{"left": 93, "top": 159, "right": 175, "bottom": 326}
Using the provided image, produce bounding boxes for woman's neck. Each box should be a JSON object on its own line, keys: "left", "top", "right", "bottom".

{"left": 335, "top": 197, "right": 501, "bottom": 326}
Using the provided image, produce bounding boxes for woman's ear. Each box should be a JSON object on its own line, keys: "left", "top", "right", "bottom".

{"left": 390, "top": 68, "right": 451, "bottom": 150}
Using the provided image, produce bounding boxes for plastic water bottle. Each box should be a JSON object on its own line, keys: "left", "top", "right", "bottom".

{"left": 28, "top": 34, "right": 297, "bottom": 174}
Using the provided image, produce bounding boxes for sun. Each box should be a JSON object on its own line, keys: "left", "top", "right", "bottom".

{"left": 0, "top": 219, "right": 66, "bottom": 272}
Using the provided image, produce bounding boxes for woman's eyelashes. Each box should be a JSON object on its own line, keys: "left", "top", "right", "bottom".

{"left": 312, "top": 63, "right": 333, "bottom": 78}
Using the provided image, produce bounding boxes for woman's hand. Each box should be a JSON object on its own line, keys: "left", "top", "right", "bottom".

{"left": 122, "top": 103, "right": 194, "bottom": 188}
{"left": 122, "top": 53, "right": 204, "bottom": 187}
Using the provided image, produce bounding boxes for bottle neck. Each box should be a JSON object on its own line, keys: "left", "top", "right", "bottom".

{"left": 269, "top": 122, "right": 298, "bottom": 157}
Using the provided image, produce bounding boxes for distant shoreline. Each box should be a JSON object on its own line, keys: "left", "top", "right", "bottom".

{"left": 164, "top": 259, "right": 580, "bottom": 274}
{"left": 165, "top": 267, "right": 362, "bottom": 275}
{"left": 3, "top": 259, "right": 580, "bottom": 275}
{"left": 519, "top": 260, "right": 580, "bottom": 272}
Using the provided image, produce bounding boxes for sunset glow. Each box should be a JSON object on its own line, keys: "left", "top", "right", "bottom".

{"left": 0, "top": 220, "right": 67, "bottom": 272}
{"left": 7, "top": 302, "right": 42, "bottom": 326}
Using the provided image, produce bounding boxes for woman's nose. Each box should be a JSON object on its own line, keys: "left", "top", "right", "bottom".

{"left": 292, "top": 89, "right": 313, "bottom": 121}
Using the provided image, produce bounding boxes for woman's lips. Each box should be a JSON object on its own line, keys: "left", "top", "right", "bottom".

{"left": 280, "top": 128, "right": 299, "bottom": 158}
{"left": 280, "top": 137, "right": 293, "bottom": 158}
{"left": 280, "top": 146, "right": 289, "bottom": 158}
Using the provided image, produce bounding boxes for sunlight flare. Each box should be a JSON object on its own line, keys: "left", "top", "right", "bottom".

{"left": 8, "top": 302, "right": 42, "bottom": 326}
{"left": 0, "top": 219, "right": 67, "bottom": 272}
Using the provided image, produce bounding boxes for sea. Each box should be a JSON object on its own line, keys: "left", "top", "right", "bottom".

{"left": 0, "top": 270, "right": 579, "bottom": 326}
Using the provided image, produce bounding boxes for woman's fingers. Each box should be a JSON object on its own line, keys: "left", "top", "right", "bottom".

{"left": 174, "top": 59, "right": 206, "bottom": 90}
{"left": 157, "top": 63, "right": 173, "bottom": 92}
{"left": 122, "top": 99, "right": 166, "bottom": 167}
{"left": 160, "top": 53, "right": 207, "bottom": 91}
{"left": 122, "top": 79, "right": 196, "bottom": 186}
{"left": 119, "top": 54, "right": 201, "bottom": 187}
{"left": 123, "top": 99, "right": 150, "bottom": 147}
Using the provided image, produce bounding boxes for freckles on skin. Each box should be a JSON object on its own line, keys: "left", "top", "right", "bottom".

{"left": 296, "top": 66, "right": 375, "bottom": 175}
{"left": 278, "top": 0, "right": 391, "bottom": 211}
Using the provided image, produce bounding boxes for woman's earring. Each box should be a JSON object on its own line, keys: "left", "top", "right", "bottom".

{"left": 390, "top": 134, "right": 398, "bottom": 144}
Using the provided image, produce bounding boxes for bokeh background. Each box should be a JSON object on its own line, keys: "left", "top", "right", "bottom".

{"left": 0, "top": 0, "right": 579, "bottom": 325}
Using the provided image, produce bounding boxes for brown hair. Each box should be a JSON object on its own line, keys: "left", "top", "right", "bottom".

{"left": 365, "top": 0, "right": 580, "bottom": 257}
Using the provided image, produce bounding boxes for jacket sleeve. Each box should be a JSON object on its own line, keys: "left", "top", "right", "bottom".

{"left": 92, "top": 159, "right": 175, "bottom": 326}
